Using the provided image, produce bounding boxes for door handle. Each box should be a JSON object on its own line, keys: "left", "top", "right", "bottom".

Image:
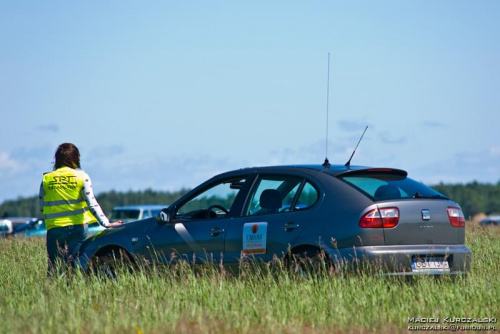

{"left": 283, "top": 222, "right": 299, "bottom": 232}
{"left": 210, "top": 227, "right": 225, "bottom": 236}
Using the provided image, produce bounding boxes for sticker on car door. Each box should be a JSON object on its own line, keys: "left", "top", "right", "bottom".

{"left": 242, "top": 222, "right": 267, "bottom": 254}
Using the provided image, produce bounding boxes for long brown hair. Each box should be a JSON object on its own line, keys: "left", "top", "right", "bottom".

{"left": 53, "top": 143, "right": 81, "bottom": 170}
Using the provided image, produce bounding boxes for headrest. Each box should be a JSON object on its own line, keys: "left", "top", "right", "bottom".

{"left": 374, "top": 185, "right": 401, "bottom": 200}
{"left": 259, "top": 189, "right": 282, "bottom": 211}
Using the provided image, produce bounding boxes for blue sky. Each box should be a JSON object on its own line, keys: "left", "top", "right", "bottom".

{"left": 1, "top": 1, "right": 499, "bottom": 204}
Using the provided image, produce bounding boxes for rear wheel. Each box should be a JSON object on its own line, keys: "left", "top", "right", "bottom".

{"left": 286, "top": 247, "right": 334, "bottom": 278}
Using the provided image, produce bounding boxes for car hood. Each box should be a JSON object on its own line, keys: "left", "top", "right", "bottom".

{"left": 80, "top": 218, "right": 155, "bottom": 252}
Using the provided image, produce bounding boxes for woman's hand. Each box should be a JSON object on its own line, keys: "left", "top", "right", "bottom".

{"left": 107, "top": 220, "right": 124, "bottom": 228}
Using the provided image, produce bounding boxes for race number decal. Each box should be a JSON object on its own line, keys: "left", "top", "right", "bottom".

{"left": 242, "top": 222, "right": 268, "bottom": 255}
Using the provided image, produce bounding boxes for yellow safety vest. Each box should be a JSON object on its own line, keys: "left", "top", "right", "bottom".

{"left": 42, "top": 167, "right": 97, "bottom": 230}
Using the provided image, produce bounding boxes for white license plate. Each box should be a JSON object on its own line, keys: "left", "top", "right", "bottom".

{"left": 412, "top": 257, "right": 450, "bottom": 272}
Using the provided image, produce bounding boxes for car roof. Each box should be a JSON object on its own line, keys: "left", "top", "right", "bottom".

{"left": 218, "top": 164, "right": 408, "bottom": 178}
{"left": 112, "top": 205, "right": 166, "bottom": 211}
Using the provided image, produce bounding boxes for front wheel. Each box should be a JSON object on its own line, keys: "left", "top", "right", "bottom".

{"left": 91, "top": 249, "right": 133, "bottom": 279}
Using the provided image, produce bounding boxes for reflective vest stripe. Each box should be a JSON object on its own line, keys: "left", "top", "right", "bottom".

{"left": 44, "top": 207, "right": 90, "bottom": 219}
{"left": 42, "top": 199, "right": 86, "bottom": 206}
{"left": 43, "top": 202, "right": 87, "bottom": 215}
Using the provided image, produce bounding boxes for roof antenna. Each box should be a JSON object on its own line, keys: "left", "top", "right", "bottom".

{"left": 345, "top": 125, "right": 368, "bottom": 167}
{"left": 322, "top": 52, "right": 331, "bottom": 168}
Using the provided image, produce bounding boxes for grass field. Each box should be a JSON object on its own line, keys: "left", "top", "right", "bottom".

{"left": 1, "top": 223, "right": 499, "bottom": 334}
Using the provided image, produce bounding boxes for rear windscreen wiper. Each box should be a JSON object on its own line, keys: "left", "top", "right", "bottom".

{"left": 413, "top": 192, "right": 449, "bottom": 200}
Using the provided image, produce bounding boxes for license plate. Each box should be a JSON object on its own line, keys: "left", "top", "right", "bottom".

{"left": 411, "top": 257, "right": 450, "bottom": 272}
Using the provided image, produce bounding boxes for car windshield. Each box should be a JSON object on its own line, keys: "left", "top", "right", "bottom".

{"left": 110, "top": 209, "right": 140, "bottom": 220}
{"left": 340, "top": 173, "right": 446, "bottom": 201}
{"left": 175, "top": 177, "right": 247, "bottom": 220}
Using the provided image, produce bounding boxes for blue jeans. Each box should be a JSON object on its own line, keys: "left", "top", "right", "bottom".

{"left": 46, "top": 224, "right": 87, "bottom": 274}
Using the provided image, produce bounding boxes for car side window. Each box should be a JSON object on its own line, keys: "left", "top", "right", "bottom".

{"left": 245, "top": 176, "right": 315, "bottom": 216}
{"left": 175, "top": 177, "right": 247, "bottom": 220}
{"left": 295, "top": 181, "right": 319, "bottom": 210}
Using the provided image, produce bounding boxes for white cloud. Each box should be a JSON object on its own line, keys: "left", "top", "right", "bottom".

{"left": 338, "top": 120, "right": 371, "bottom": 132}
{"left": 410, "top": 147, "right": 500, "bottom": 185}
{"left": 378, "top": 132, "right": 408, "bottom": 145}
{"left": 0, "top": 151, "right": 41, "bottom": 203}
{"left": 423, "top": 121, "right": 445, "bottom": 128}
{"left": 0, "top": 152, "right": 20, "bottom": 170}
{"left": 490, "top": 146, "right": 500, "bottom": 157}
{"left": 89, "top": 145, "right": 125, "bottom": 159}
{"left": 37, "top": 124, "right": 59, "bottom": 133}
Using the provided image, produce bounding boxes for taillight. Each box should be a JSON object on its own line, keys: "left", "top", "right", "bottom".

{"left": 359, "top": 207, "right": 399, "bottom": 228}
{"left": 447, "top": 206, "right": 465, "bottom": 227}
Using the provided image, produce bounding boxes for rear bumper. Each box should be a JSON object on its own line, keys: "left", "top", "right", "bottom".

{"left": 326, "top": 244, "right": 472, "bottom": 276}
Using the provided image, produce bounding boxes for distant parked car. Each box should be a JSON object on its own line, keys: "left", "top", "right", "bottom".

{"left": 110, "top": 205, "right": 166, "bottom": 223}
{"left": 22, "top": 219, "right": 46, "bottom": 237}
{"left": 0, "top": 219, "right": 13, "bottom": 236}
{"left": 0, "top": 217, "right": 42, "bottom": 236}
{"left": 23, "top": 221, "right": 106, "bottom": 238}
{"left": 479, "top": 215, "right": 500, "bottom": 226}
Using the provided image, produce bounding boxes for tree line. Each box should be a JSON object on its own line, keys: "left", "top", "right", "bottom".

{"left": 1, "top": 182, "right": 499, "bottom": 220}
{"left": 433, "top": 181, "right": 500, "bottom": 219}
{"left": 0, "top": 188, "right": 189, "bottom": 220}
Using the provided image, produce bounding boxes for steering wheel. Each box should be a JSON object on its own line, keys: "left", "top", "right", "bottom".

{"left": 206, "top": 205, "right": 229, "bottom": 219}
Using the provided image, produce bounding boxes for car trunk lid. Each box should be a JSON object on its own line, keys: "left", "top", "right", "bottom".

{"left": 380, "top": 200, "right": 461, "bottom": 245}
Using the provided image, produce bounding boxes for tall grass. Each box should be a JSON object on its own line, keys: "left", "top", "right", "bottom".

{"left": 1, "top": 224, "right": 499, "bottom": 334}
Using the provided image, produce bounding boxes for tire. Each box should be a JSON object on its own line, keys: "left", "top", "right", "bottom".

{"left": 91, "top": 249, "right": 133, "bottom": 279}
{"left": 287, "top": 247, "right": 333, "bottom": 278}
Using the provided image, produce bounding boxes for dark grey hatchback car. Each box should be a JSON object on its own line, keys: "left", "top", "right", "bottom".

{"left": 78, "top": 164, "right": 472, "bottom": 276}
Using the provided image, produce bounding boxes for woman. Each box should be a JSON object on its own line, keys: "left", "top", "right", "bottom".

{"left": 39, "top": 143, "right": 122, "bottom": 273}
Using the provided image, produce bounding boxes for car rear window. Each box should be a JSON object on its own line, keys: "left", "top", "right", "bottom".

{"left": 339, "top": 172, "right": 445, "bottom": 202}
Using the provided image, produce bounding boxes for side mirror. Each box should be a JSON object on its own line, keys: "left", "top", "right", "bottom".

{"left": 156, "top": 208, "right": 171, "bottom": 224}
